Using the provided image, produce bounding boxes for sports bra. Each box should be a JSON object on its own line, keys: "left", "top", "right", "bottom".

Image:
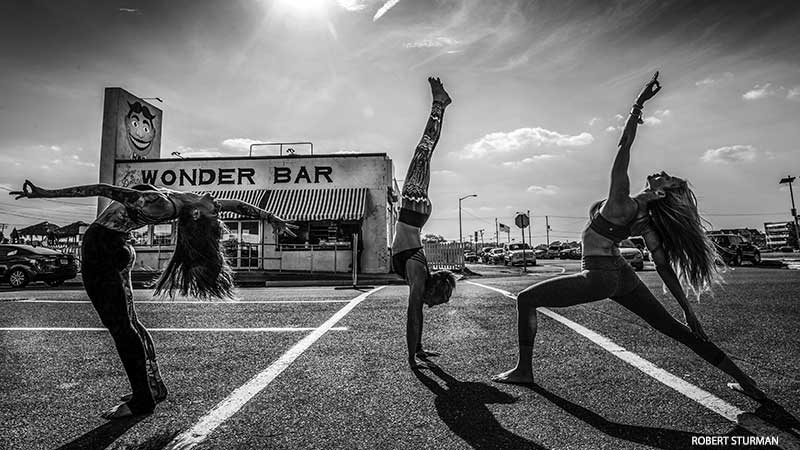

{"left": 588, "top": 198, "right": 649, "bottom": 243}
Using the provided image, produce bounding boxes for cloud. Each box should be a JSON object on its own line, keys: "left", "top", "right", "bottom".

{"left": 336, "top": 0, "right": 368, "bottom": 11}
{"left": 742, "top": 83, "right": 776, "bottom": 100}
{"left": 118, "top": 8, "right": 140, "bottom": 13}
{"left": 221, "top": 138, "right": 264, "bottom": 153}
{"left": 404, "top": 37, "right": 459, "bottom": 48}
{"left": 701, "top": 145, "right": 759, "bottom": 164}
{"left": 787, "top": 87, "right": 800, "bottom": 101}
{"left": 50, "top": 145, "right": 62, "bottom": 152}
{"left": 643, "top": 109, "right": 670, "bottom": 126}
{"left": 588, "top": 117, "right": 600, "bottom": 126}
{"left": 501, "top": 154, "right": 562, "bottom": 168}
{"left": 695, "top": 72, "right": 733, "bottom": 87}
{"left": 526, "top": 185, "right": 559, "bottom": 195}
{"left": 461, "top": 127, "right": 593, "bottom": 159}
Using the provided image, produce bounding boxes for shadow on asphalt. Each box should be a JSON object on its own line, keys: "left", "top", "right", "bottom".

{"left": 55, "top": 414, "right": 147, "bottom": 450}
{"left": 414, "top": 364, "right": 548, "bottom": 450}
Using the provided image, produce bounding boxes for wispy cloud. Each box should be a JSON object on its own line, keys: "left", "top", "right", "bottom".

{"left": 742, "top": 83, "right": 776, "bottom": 100}
{"left": 460, "top": 127, "right": 593, "bottom": 159}
{"left": 787, "top": 86, "right": 800, "bottom": 101}
{"left": 526, "top": 184, "right": 559, "bottom": 195}
{"left": 702, "top": 145, "right": 760, "bottom": 164}
{"left": 695, "top": 72, "right": 733, "bottom": 87}
{"left": 336, "top": 0, "right": 368, "bottom": 11}
{"left": 643, "top": 109, "right": 670, "bottom": 126}
{"left": 373, "top": 0, "right": 401, "bottom": 21}
{"left": 404, "top": 37, "right": 459, "bottom": 48}
{"left": 221, "top": 138, "right": 265, "bottom": 153}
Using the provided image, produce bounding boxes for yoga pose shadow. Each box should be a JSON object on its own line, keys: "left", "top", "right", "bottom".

{"left": 525, "top": 383, "right": 718, "bottom": 450}
{"left": 413, "top": 364, "right": 547, "bottom": 450}
{"left": 55, "top": 415, "right": 146, "bottom": 450}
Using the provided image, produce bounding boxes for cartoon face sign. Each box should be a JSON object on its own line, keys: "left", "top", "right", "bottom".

{"left": 125, "top": 101, "right": 157, "bottom": 159}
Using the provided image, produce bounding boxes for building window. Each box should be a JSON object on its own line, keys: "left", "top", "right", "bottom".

{"left": 222, "top": 220, "right": 261, "bottom": 268}
{"left": 278, "top": 220, "right": 358, "bottom": 250}
{"left": 153, "top": 223, "right": 174, "bottom": 246}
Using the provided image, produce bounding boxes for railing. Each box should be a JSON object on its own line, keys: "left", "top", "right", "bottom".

{"left": 424, "top": 242, "right": 465, "bottom": 271}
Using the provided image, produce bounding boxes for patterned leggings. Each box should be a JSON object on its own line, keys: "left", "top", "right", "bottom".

{"left": 402, "top": 101, "right": 446, "bottom": 215}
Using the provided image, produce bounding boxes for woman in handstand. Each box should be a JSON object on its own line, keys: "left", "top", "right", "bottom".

{"left": 492, "top": 72, "right": 766, "bottom": 402}
{"left": 11, "top": 181, "right": 296, "bottom": 419}
{"left": 392, "top": 77, "right": 457, "bottom": 369}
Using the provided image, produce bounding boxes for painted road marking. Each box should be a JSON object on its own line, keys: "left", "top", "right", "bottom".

{"left": 468, "top": 281, "right": 800, "bottom": 450}
{"left": 167, "top": 286, "right": 385, "bottom": 450}
{"left": 0, "top": 327, "right": 348, "bottom": 332}
{"left": 9, "top": 299, "right": 351, "bottom": 304}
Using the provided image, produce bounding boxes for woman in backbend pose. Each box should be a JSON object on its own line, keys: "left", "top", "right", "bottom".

{"left": 11, "top": 181, "right": 296, "bottom": 419}
{"left": 392, "top": 77, "right": 457, "bottom": 369}
{"left": 492, "top": 72, "right": 766, "bottom": 402}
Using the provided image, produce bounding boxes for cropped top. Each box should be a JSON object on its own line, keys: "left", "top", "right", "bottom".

{"left": 588, "top": 199, "right": 650, "bottom": 244}
{"left": 97, "top": 192, "right": 179, "bottom": 233}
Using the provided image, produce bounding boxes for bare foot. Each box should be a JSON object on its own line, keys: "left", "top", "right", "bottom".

{"left": 492, "top": 367, "right": 534, "bottom": 384}
{"left": 728, "top": 382, "right": 766, "bottom": 402}
{"left": 428, "top": 77, "right": 452, "bottom": 107}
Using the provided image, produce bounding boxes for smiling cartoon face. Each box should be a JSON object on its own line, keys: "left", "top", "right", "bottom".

{"left": 125, "top": 101, "right": 157, "bottom": 159}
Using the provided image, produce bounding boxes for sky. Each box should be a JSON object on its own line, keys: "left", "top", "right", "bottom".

{"left": 0, "top": 0, "right": 799, "bottom": 244}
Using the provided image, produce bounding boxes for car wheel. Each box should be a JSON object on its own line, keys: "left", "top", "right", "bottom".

{"left": 46, "top": 279, "right": 64, "bottom": 287}
{"left": 732, "top": 253, "right": 742, "bottom": 266}
{"left": 752, "top": 251, "right": 761, "bottom": 266}
{"left": 8, "top": 269, "right": 30, "bottom": 288}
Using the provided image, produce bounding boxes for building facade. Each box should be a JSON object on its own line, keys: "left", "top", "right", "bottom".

{"left": 112, "top": 154, "right": 398, "bottom": 274}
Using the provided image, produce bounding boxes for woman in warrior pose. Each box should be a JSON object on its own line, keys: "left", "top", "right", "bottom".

{"left": 492, "top": 72, "right": 766, "bottom": 402}
{"left": 11, "top": 182, "right": 296, "bottom": 419}
{"left": 392, "top": 77, "right": 457, "bottom": 369}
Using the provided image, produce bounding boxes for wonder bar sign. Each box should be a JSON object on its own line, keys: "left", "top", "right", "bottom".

{"left": 114, "top": 156, "right": 386, "bottom": 190}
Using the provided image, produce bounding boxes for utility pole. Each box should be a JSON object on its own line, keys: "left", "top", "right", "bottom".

{"left": 545, "top": 216, "right": 551, "bottom": 246}
{"left": 779, "top": 175, "right": 800, "bottom": 249}
{"left": 478, "top": 229, "right": 485, "bottom": 247}
{"left": 495, "top": 218, "right": 499, "bottom": 246}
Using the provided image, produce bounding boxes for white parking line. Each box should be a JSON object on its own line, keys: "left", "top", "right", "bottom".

{"left": 468, "top": 281, "right": 799, "bottom": 449}
{"left": 10, "top": 299, "right": 351, "bottom": 304}
{"left": 167, "top": 286, "right": 385, "bottom": 450}
{"left": 0, "top": 327, "right": 348, "bottom": 332}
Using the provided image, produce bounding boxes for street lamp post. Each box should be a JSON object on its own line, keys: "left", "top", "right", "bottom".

{"left": 458, "top": 194, "right": 477, "bottom": 252}
{"left": 779, "top": 175, "right": 800, "bottom": 249}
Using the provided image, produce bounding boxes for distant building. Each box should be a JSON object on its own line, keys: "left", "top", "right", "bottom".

{"left": 763, "top": 222, "right": 798, "bottom": 249}
{"left": 717, "top": 228, "right": 766, "bottom": 248}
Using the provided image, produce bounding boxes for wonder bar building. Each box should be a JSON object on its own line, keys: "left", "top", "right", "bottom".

{"left": 98, "top": 88, "right": 398, "bottom": 274}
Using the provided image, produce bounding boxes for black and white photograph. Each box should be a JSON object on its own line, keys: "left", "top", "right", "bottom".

{"left": 1, "top": 1, "right": 798, "bottom": 449}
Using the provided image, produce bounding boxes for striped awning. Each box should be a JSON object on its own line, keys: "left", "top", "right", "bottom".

{"left": 193, "top": 190, "right": 269, "bottom": 220}
{"left": 263, "top": 188, "right": 368, "bottom": 221}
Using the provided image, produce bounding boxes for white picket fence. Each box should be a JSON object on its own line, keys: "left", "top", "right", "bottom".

{"left": 423, "top": 242, "right": 465, "bottom": 271}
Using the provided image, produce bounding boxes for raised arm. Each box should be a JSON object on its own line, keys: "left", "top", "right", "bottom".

{"left": 642, "top": 224, "right": 709, "bottom": 340}
{"left": 217, "top": 199, "right": 298, "bottom": 237}
{"left": 10, "top": 180, "right": 142, "bottom": 206}
{"left": 608, "top": 72, "right": 662, "bottom": 201}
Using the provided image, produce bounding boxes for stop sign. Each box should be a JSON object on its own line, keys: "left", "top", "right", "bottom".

{"left": 515, "top": 213, "right": 529, "bottom": 229}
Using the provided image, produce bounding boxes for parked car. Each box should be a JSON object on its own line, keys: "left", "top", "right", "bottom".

{"left": 479, "top": 246, "right": 497, "bottom": 264}
{"left": 545, "top": 244, "right": 566, "bottom": 259}
{"left": 488, "top": 248, "right": 506, "bottom": 264}
{"left": 464, "top": 251, "right": 478, "bottom": 263}
{"left": 618, "top": 239, "right": 644, "bottom": 270}
{"left": 628, "top": 236, "right": 650, "bottom": 261}
{"left": 558, "top": 247, "right": 581, "bottom": 260}
{"left": 504, "top": 243, "right": 537, "bottom": 266}
{"left": 709, "top": 234, "right": 761, "bottom": 266}
{"left": 0, "top": 244, "right": 78, "bottom": 288}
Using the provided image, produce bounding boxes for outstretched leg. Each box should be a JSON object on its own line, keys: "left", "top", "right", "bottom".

{"left": 613, "top": 282, "right": 765, "bottom": 400}
{"left": 493, "top": 270, "right": 618, "bottom": 384}
{"left": 401, "top": 77, "right": 452, "bottom": 217}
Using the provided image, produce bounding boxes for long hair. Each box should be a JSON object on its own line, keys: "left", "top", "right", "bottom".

{"left": 153, "top": 205, "right": 235, "bottom": 300}
{"left": 425, "top": 270, "right": 457, "bottom": 306}
{"left": 647, "top": 178, "right": 722, "bottom": 297}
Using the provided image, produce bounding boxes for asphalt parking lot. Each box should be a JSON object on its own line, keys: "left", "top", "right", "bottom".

{"left": 1, "top": 261, "right": 798, "bottom": 449}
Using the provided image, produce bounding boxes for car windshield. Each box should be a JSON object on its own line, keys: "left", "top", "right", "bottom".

{"left": 508, "top": 244, "right": 529, "bottom": 251}
{"left": 619, "top": 239, "right": 637, "bottom": 248}
{"left": 711, "top": 236, "right": 729, "bottom": 246}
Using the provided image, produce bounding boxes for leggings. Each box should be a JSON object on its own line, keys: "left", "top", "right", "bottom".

{"left": 401, "top": 100, "right": 447, "bottom": 223}
{"left": 517, "top": 256, "right": 726, "bottom": 366}
{"left": 82, "top": 224, "right": 156, "bottom": 413}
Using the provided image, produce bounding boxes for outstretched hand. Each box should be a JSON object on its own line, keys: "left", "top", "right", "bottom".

{"left": 271, "top": 216, "right": 299, "bottom": 238}
{"left": 635, "top": 71, "right": 662, "bottom": 106}
{"left": 8, "top": 180, "right": 43, "bottom": 200}
{"left": 428, "top": 77, "right": 452, "bottom": 107}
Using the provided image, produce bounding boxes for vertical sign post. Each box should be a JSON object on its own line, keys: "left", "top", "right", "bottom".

{"left": 515, "top": 212, "right": 530, "bottom": 273}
